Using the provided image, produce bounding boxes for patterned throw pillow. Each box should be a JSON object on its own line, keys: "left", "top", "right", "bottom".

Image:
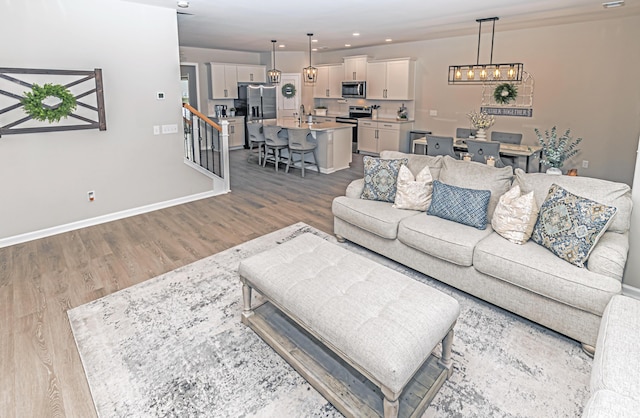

{"left": 531, "top": 184, "right": 618, "bottom": 267}
{"left": 427, "top": 180, "right": 491, "bottom": 230}
{"left": 491, "top": 185, "right": 539, "bottom": 245}
{"left": 393, "top": 165, "right": 433, "bottom": 211}
{"left": 361, "top": 156, "right": 408, "bottom": 202}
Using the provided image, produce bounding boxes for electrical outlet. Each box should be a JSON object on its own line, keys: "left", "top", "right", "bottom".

{"left": 153, "top": 125, "right": 160, "bottom": 135}
{"left": 429, "top": 110, "right": 438, "bottom": 116}
{"left": 88, "top": 191, "right": 95, "bottom": 202}
{"left": 582, "top": 160, "right": 589, "bottom": 168}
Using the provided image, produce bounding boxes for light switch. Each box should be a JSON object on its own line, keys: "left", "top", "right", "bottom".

{"left": 161, "top": 124, "right": 179, "bottom": 134}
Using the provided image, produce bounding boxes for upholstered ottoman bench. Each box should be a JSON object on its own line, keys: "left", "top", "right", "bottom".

{"left": 238, "top": 233, "right": 460, "bottom": 418}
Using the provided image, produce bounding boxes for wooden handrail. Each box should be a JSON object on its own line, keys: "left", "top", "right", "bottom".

{"left": 183, "top": 103, "right": 221, "bottom": 131}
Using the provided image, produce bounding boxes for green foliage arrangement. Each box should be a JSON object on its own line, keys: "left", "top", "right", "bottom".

{"left": 22, "top": 83, "right": 77, "bottom": 123}
{"left": 493, "top": 83, "right": 518, "bottom": 105}
{"left": 535, "top": 126, "right": 583, "bottom": 169}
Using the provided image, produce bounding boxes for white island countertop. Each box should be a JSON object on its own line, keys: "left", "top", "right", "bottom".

{"left": 274, "top": 120, "right": 353, "bottom": 131}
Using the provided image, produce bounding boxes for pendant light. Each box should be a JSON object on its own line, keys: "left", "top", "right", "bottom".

{"left": 267, "top": 40, "right": 281, "bottom": 84}
{"left": 448, "top": 17, "right": 524, "bottom": 84}
{"left": 303, "top": 33, "right": 317, "bottom": 85}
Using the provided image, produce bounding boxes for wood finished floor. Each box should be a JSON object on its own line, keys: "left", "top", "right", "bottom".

{"left": 0, "top": 149, "right": 364, "bottom": 418}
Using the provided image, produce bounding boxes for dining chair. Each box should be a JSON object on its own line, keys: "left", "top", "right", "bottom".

{"left": 490, "top": 131, "right": 523, "bottom": 168}
{"left": 263, "top": 125, "right": 289, "bottom": 172}
{"left": 426, "top": 135, "right": 458, "bottom": 158}
{"left": 465, "top": 139, "right": 506, "bottom": 167}
{"left": 286, "top": 128, "right": 318, "bottom": 177}
{"left": 491, "top": 131, "right": 523, "bottom": 145}
{"left": 455, "top": 128, "right": 478, "bottom": 139}
{"left": 246, "top": 122, "right": 265, "bottom": 165}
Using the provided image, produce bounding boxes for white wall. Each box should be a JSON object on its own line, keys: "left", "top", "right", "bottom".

{"left": 0, "top": 0, "right": 214, "bottom": 241}
{"left": 319, "top": 16, "right": 640, "bottom": 185}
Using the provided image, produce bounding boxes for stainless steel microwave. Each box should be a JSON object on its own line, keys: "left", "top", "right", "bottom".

{"left": 341, "top": 81, "right": 366, "bottom": 98}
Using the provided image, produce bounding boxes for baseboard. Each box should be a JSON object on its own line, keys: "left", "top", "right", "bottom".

{"left": 0, "top": 189, "right": 229, "bottom": 248}
{"left": 622, "top": 284, "right": 640, "bottom": 300}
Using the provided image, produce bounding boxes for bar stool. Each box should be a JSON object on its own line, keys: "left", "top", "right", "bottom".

{"left": 246, "top": 122, "right": 265, "bottom": 165}
{"left": 263, "top": 126, "right": 289, "bottom": 172}
{"left": 286, "top": 128, "right": 318, "bottom": 177}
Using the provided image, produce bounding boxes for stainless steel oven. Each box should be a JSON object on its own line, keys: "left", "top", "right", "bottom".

{"left": 336, "top": 106, "right": 372, "bottom": 152}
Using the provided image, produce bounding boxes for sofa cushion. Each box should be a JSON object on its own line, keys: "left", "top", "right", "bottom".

{"left": 398, "top": 213, "right": 494, "bottom": 266}
{"left": 332, "top": 196, "right": 419, "bottom": 240}
{"left": 491, "top": 184, "right": 539, "bottom": 245}
{"left": 427, "top": 180, "right": 491, "bottom": 229}
{"left": 531, "top": 184, "right": 617, "bottom": 268}
{"left": 582, "top": 390, "right": 640, "bottom": 418}
{"left": 361, "top": 156, "right": 408, "bottom": 202}
{"left": 439, "top": 156, "right": 513, "bottom": 219}
{"left": 473, "top": 233, "right": 622, "bottom": 315}
{"left": 514, "top": 169, "right": 631, "bottom": 233}
{"left": 591, "top": 295, "right": 640, "bottom": 402}
{"left": 393, "top": 165, "right": 433, "bottom": 211}
{"left": 381, "top": 150, "right": 443, "bottom": 180}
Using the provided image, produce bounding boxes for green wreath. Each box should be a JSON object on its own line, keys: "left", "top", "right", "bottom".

{"left": 493, "top": 83, "right": 518, "bottom": 105}
{"left": 281, "top": 83, "right": 296, "bottom": 99}
{"left": 22, "top": 83, "right": 77, "bottom": 123}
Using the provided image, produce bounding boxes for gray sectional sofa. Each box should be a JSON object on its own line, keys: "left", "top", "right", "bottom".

{"left": 332, "top": 151, "right": 632, "bottom": 352}
{"left": 582, "top": 295, "right": 640, "bottom": 417}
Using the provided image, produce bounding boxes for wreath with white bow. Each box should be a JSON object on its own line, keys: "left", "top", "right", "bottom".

{"left": 493, "top": 83, "right": 518, "bottom": 105}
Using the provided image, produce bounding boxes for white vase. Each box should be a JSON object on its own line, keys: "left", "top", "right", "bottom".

{"left": 476, "top": 128, "right": 487, "bottom": 140}
{"left": 546, "top": 167, "right": 562, "bottom": 175}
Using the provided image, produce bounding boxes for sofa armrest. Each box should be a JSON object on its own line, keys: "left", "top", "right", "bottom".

{"left": 345, "top": 178, "right": 365, "bottom": 199}
{"left": 587, "top": 232, "right": 629, "bottom": 282}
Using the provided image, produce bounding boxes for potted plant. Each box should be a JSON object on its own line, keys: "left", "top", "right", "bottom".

{"left": 467, "top": 111, "right": 495, "bottom": 140}
{"left": 535, "top": 126, "right": 583, "bottom": 175}
{"left": 314, "top": 106, "right": 327, "bottom": 116}
{"left": 229, "top": 107, "right": 236, "bottom": 117}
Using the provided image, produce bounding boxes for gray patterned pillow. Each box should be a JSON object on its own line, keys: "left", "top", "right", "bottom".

{"left": 361, "top": 156, "right": 408, "bottom": 202}
{"left": 531, "top": 184, "right": 617, "bottom": 267}
{"left": 427, "top": 180, "right": 491, "bottom": 229}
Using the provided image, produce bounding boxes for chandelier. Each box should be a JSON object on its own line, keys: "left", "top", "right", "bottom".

{"left": 448, "top": 17, "right": 523, "bottom": 84}
{"left": 303, "top": 33, "right": 317, "bottom": 85}
{"left": 267, "top": 40, "right": 281, "bottom": 84}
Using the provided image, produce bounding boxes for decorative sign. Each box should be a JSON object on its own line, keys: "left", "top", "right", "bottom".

{"left": 481, "top": 107, "right": 533, "bottom": 117}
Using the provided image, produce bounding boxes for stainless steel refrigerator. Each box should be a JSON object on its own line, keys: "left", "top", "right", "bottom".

{"left": 236, "top": 84, "right": 277, "bottom": 122}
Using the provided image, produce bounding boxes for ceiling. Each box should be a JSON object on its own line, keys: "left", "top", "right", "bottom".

{"left": 125, "top": 0, "right": 638, "bottom": 53}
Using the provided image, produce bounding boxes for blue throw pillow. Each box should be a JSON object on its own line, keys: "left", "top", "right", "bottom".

{"left": 361, "top": 156, "right": 408, "bottom": 202}
{"left": 531, "top": 184, "right": 617, "bottom": 268}
{"left": 427, "top": 180, "right": 491, "bottom": 229}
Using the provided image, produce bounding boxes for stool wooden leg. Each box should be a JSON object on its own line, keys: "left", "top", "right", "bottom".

{"left": 439, "top": 325, "right": 455, "bottom": 378}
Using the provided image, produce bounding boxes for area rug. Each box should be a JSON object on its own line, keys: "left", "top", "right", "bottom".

{"left": 68, "top": 222, "right": 592, "bottom": 417}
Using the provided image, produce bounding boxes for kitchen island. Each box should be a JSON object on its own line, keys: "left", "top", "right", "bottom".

{"left": 267, "top": 119, "right": 353, "bottom": 174}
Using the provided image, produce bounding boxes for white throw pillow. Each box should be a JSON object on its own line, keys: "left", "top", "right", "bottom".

{"left": 393, "top": 165, "right": 433, "bottom": 211}
{"left": 491, "top": 185, "right": 539, "bottom": 244}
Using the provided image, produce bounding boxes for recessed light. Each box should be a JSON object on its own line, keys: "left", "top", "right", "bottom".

{"left": 352, "top": 33, "right": 360, "bottom": 37}
{"left": 345, "top": 44, "right": 351, "bottom": 47}
{"left": 278, "top": 44, "right": 285, "bottom": 48}
{"left": 602, "top": 0, "right": 624, "bottom": 8}
{"left": 312, "top": 48, "right": 318, "bottom": 51}
{"left": 312, "top": 39, "right": 318, "bottom": 43}
{"left": 177, "top": 0, "right": 189, "bottom": 8}
{"left": 385, "top": 38, "right": 393, "bottom": 42}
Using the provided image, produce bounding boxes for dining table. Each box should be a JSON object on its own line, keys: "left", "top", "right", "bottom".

{"left": 452, "top": 139, "right": 542, "bottom": 172}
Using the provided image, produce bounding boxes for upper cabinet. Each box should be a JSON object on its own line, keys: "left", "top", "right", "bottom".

{"left": 237, "top": 65, "right": 266, "bottom": 83}
{"left": 366, "top": 59, "right": 415, "bottom": 100}
{"left": 314, "top": 64, "right": 344, "bottom": 98}
{"left": 343, "top": 56, "right": 367, "bottom": 81}
{"left": 207, "top": 63, "right": 238, "bottom": 99}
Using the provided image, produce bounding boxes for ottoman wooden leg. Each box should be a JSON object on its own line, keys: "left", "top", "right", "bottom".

{"left": 383, "top": 397, "right": 399, "bottom": 418}
{"left": 241, "top": 282, "right": 254, "bottom": 323}
{"left": 439, "top": 325, "right": 455, "bottom": 378}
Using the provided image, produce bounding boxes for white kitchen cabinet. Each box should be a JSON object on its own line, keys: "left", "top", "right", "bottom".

{"left": 313, "top": 116, "right": 335, "bottom": 123}
{"left": 226, "top": 117, "right": 245, "bottom": 149}
{"left": 207, "top": 63, "right": 238, "bottom": 99}
{"left": 314, "top": 64, "right": 344, "bottom": 98}
{"left": 366, "top": 59, "right": 415, "bottom": 100}
{"left": 343, "top": 56, "right": 367, "bottom": 81}
{"left": 357, "top": 119, "right": 414, "bottom": 154}
{"left": 236, "top": 65, "right": 266, "bottom": 83}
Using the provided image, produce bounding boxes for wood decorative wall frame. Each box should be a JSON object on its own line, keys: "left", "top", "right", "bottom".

{"left": 0, "top": 67, "right": 106, "bottom": 137}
